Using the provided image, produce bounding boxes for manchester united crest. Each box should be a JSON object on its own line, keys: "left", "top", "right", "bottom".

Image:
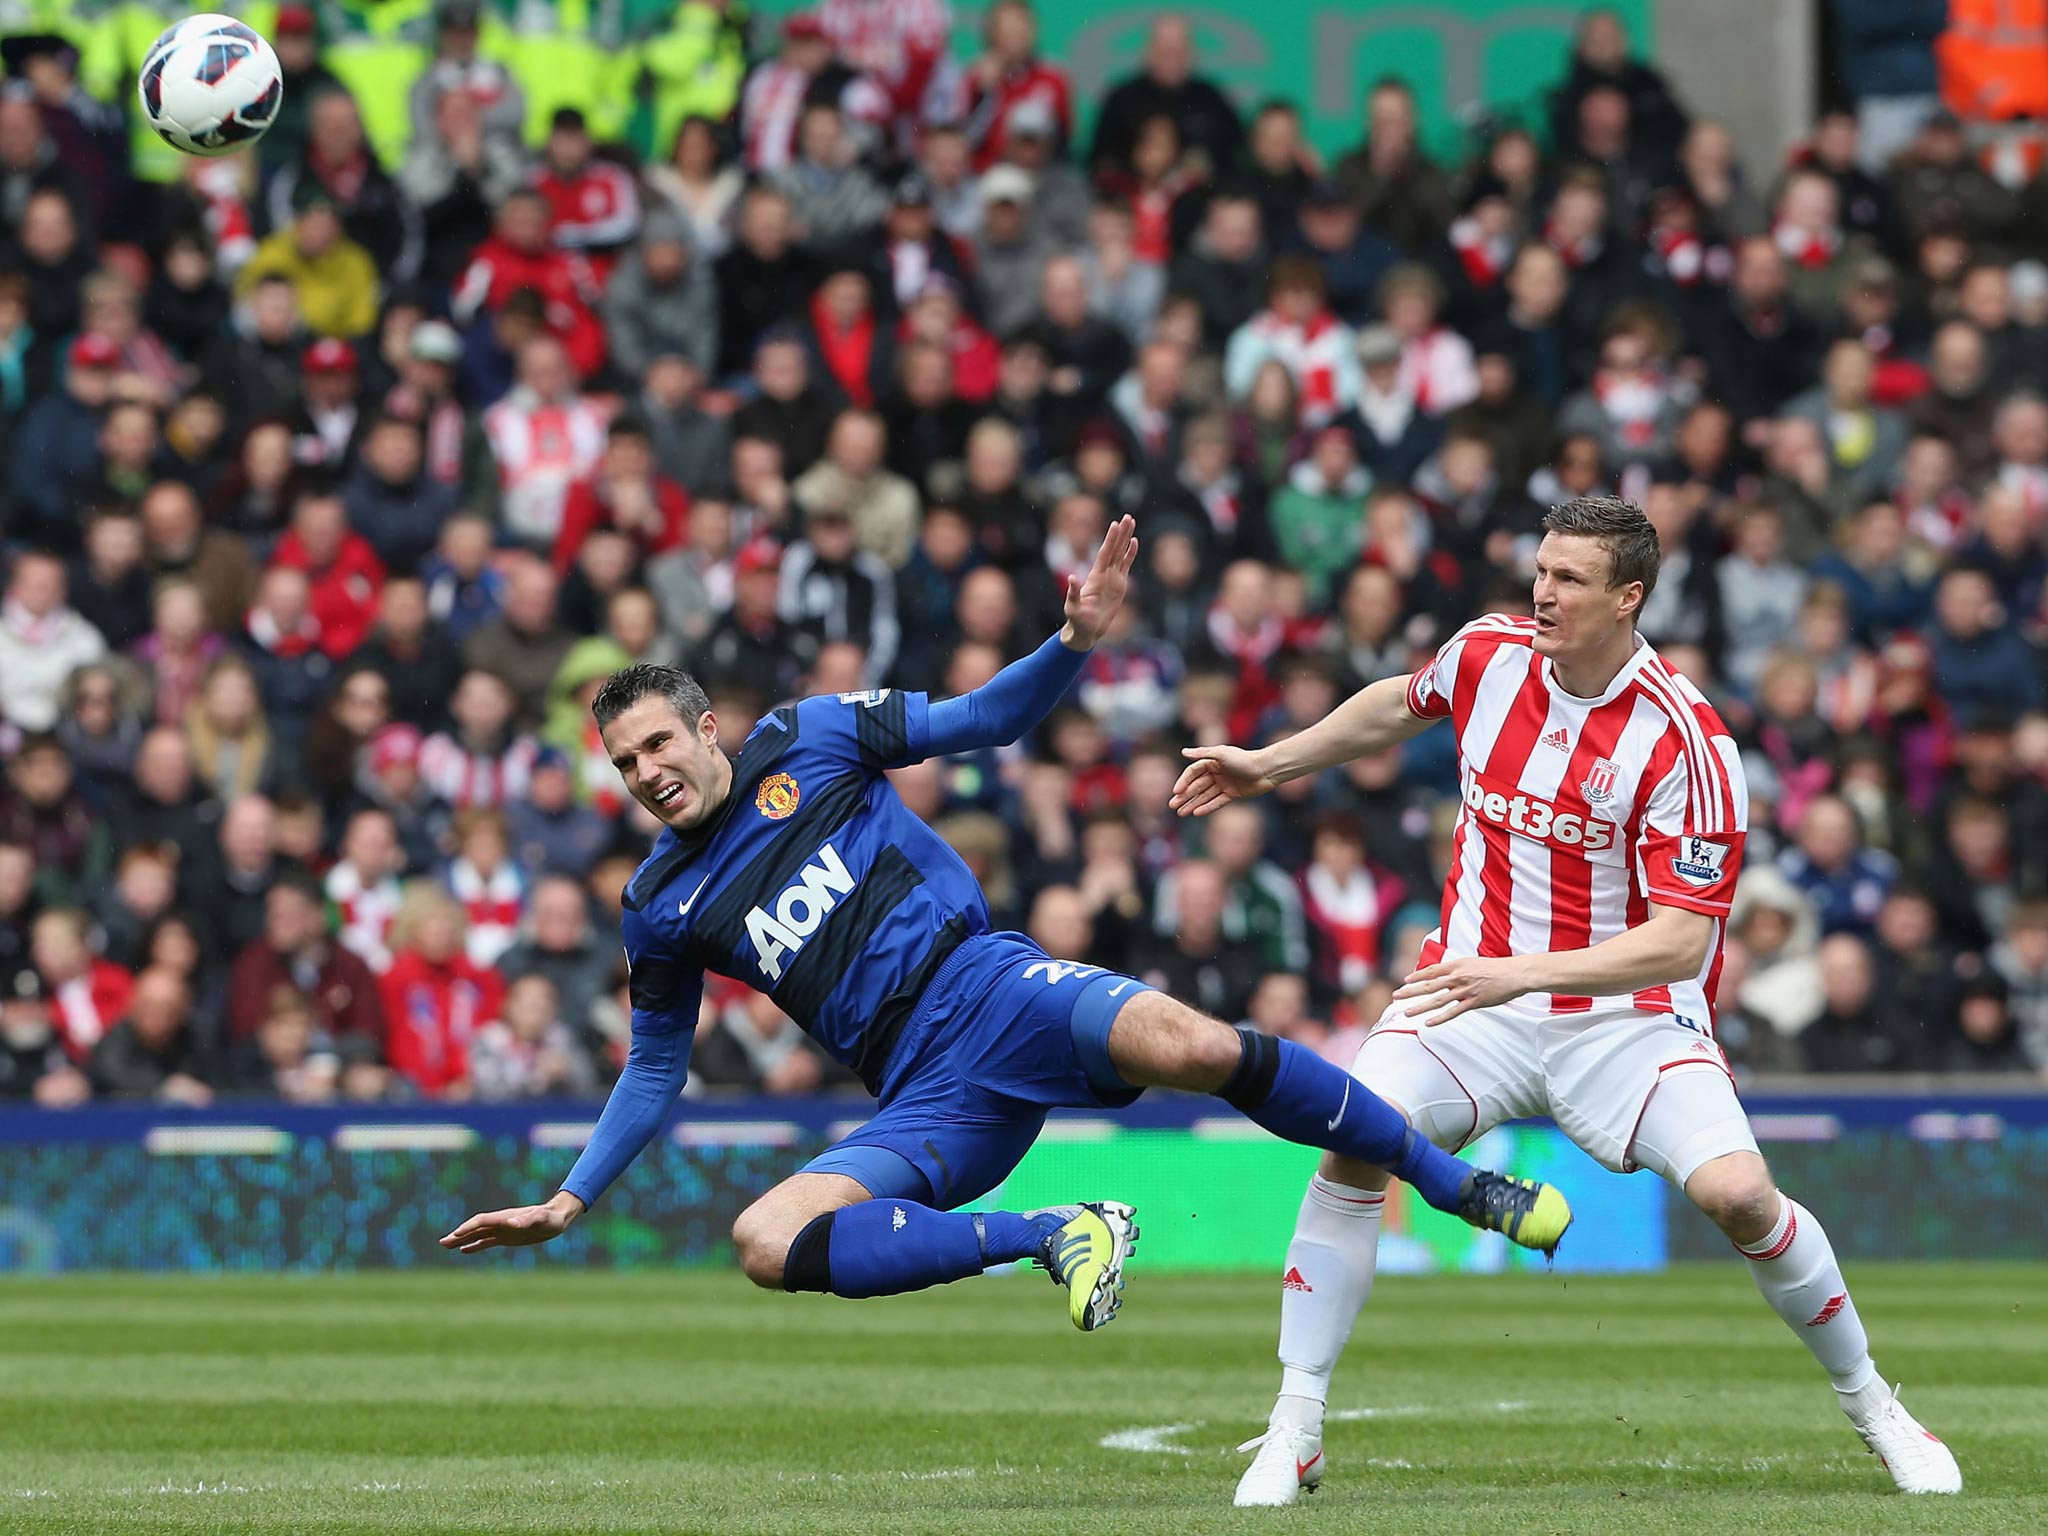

{"left": 756, "top": 772, "right": 801, "bottom": 820}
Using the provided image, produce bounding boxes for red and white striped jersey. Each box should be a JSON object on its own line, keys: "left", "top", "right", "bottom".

{"left": 1404, "top": 614, "right": 1747, "bottom": 1025}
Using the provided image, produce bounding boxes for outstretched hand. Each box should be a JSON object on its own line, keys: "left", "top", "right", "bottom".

{"left": 1061, "top": 515, "right": 1138, "bottom": 650}
{"left": 440, "top": 1202, "right": 576, "bottom": 1255}
{"left": 1170, "top": 743, "right": 1277, "bottom": 817}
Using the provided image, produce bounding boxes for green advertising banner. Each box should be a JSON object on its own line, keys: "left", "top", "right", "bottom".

{"left": 747, "top": 0, "right": 1654, "bottom": 160}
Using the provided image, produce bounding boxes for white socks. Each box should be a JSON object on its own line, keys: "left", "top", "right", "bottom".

{"left": 1273, "top": 1175, "right": 1386, "bottom": 1424}
{"left": 1737, "top": 1195, "right": 1880, "bottom": 1410}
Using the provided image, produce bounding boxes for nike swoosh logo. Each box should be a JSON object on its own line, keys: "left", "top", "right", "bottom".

{"left": 1327, "top": 1079, "right": 1349, "bottom": 1132}
{"left": 1107, "top": 980, "right": 1133, "bottom": 998}
{"left": 1297, "top": 1451, "right": 1322, "bottom": 1480}
{"left": 676, "top": 873, "right": 712, "bottom": 917}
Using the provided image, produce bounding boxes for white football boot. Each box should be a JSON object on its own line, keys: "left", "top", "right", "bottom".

{"left": 1851, "top": 1383, "right": 1962, "bottom": 1494}
{"left": 1233, "top": 1421, "right": 1324, "bottom": 1507}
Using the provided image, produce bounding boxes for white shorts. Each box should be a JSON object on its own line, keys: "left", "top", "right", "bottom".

{"left": 1352, "top": 999, "right": 1759, "bottom": 1186}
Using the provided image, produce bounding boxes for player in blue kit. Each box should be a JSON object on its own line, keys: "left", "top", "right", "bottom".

{"left": 443, "top": 517, "right": 1571, "bottom": 1329}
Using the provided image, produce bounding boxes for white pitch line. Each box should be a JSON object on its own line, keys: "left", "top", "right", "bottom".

{"left": 1100, "top": 1400, "right": 1533, "bottom": 1457}
{"left": 1098, "top": 1423, "right": 1200, "bottom": 1455}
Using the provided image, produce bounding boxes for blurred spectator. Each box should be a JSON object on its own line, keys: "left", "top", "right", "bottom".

{"left": 713, "top": 184, "right": 816, "bottom": 379}
{"left": 470, "top": 971, "right": 595, "bottom": 1098}
{"left": 819, "top": 0, "right": 957, "bottom": 152}
{"left": 1777, "top": 793, "right": 1900, "bottom": 937}
{"left": 55, "top": 660, "right": 146, "bottom": 803}
{"left": 12, "top": 332, "right": 119, "bottom": 547}
{"left": 444, "top": 807, "right": 525, "bottom": 968}
{"left": 2, "top": 733, "right": 107, "bottom": 907}
{"left": 421, "top": 668, "right": 543, "bottom": 811}
{"left": 228, "top": 983, "right": 340, "bottom": 1102}
{"left": 694, "top": 538, "right": 816, "bottom": 700}
{"left": 380, "top": 880, "right": 502, "bottom": 1098}
{"left": 226, "top": 871, "right": 384, "bottom": 1050}
{"left": 1091, "top": 16, "right": 1242, "bottom": 181}
{"left": 733, "top": 328, "right": 837, "bottom": 477}
{"left": 452, "top": 189, "right": 606, "bottom": 380}
{"left": 0, "top": 967, "right": 87, "bottom": 1105}
{"left": 33, "top": 906, "right": 133, "bottom": 1062}
{"left": 1225, "top": 258, "right": 1359, "bottom": 430}
{"left": 400, "top": 80, "right": 530, "bottom": 292}
{"left": 532, "top": 107, "right": 639, "bottom": 262}
{"left": 604, "top": 208, "right": 718, "bottom": 381}
{"left": 194, "top": 794, "right": 283, "bottom": 958}
{"left": 87, "top": 965, "right": 210, "bottom": 1103}
{"left": 328, "top": 807, "right": 407, "bottom": 974}
{"left": 769, "top": 101, "right": 888, "bottom": 252}
{"left": 483, "top": 336, "right": 611, "bottom": 548}
{"left": 237, "top": 189, "right": 380, "bottom": 343}
{"left": 1000, "top": 98, "right": 1091, "bottom": 249}
{"left": 1141, "top": 857, "right": 1263, "bottom": 1021}
{"left": 1929, "top": 565, "right": 2041, "bottom": 717}
{"left": 266, "top": 91, "right": 421, "bottom": 286}
{"left": 0, "top": 549, "right": 105, "bottom": 731}
{"left": 184, "top": 653, "right": 276, "bottom": 803}
{"left": 1802, "top": 931, "right": 1916, "bottom": 1071}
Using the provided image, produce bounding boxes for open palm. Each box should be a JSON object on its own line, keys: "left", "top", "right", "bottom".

{"left": 1063, "top": 514, "right": 1139, "bottom": 649}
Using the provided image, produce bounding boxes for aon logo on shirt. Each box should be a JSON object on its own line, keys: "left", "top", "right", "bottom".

{"left": 1463, "top": 772, "right": 1616, "bottom": 853}
{"left": 746, "top": 843, "right": 856, "bottom": 981}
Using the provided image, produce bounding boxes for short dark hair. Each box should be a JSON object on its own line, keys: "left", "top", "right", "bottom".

{"left": 1541, "top": 494, "right": 1661, "bottom": 604}
{"left": 591, "top": 664, "right": 712, "bottom": 732}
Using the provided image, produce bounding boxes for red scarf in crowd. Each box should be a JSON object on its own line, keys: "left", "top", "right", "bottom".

{"left": 810, "top": 292, "right": 877, "bottom": 408}
{"left": 1773, "top": 220, "right": 1839, "bottom": 269}
{"left": 1448, "top": 215, "right": 1513, "bottom": 288}
{"left": 1591, "top": 367, "right": 1671, "bottom": 449}
{"left": 1543, "top": 220, "right": 1603, "bottom": 269}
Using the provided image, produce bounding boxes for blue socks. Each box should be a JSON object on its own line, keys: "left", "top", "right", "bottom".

{"left": 792, "top": 1201, "right": 1064, "bottom": 1299}
{"left": 1219, "top": 1030, "right": 1472, "bottom": 1214}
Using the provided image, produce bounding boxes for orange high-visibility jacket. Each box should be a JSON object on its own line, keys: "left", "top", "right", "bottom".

{"left": 1939, "top": 0, "right": 2048, "bottom": 119}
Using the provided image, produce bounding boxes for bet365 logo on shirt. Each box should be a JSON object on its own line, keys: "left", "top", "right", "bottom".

{"left": 746, "top": 843, "right": 855, "bottom": 981}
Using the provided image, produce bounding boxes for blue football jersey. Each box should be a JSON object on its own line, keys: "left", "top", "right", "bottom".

{"left": 618, "top": 689, "right": 991, "bottom": 1092}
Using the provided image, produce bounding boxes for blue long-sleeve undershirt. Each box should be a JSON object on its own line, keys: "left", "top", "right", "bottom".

{"left": 558, "top": 631, "right": 1092, "bottom": 1209}
{"left": 923, "top": 631, "right": 1089, "bottom": 755}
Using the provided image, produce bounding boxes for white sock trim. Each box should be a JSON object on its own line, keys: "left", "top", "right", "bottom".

{"left": 1735, "top": 1194, "right": 1795, "bottom": 1260}
{"left": 1307, "top": 1175, "right": 1387, "bottom": 1216}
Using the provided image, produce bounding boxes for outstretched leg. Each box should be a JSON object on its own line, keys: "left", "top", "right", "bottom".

{"left": 743, "top": 1122, "right": 1137, "bottom": 1330}
{"left": 1634, "top": 1071, "right": 1961, "bottom": 1495}
{"left": 1103, "top": 991, "right": 1569, "bottom": 1249}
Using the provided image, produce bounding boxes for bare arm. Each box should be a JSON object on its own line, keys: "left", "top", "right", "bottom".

{"left": 1171, "top": 674, "right": 1432, "bottom": 816}
{"left": 1393, "top": 905, "right": 1717, "bottom": 1027}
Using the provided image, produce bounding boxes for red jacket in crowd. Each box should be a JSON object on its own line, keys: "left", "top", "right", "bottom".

{"left": 550, "top": 474, "right": 691, "bottom": 574}
{"left": 50, "top": 961, "right": 135, "bottom": 1063}
{"left": 450, "top": 236, "right": 608, "bottom": 379}
{"left": 269, "top": 527, "right": 387, "bottom": 661}
{"left": 379, "top": 951, "right": 504, "bottom": 1096}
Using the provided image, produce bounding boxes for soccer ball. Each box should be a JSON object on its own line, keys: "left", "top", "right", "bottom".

{"left": 137, "top": 14, "right": 284, "bottom": 158}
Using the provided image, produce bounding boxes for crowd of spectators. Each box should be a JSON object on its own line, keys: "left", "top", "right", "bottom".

{"left": 0, "top": 1, "right": 2044, "bottom": 1112}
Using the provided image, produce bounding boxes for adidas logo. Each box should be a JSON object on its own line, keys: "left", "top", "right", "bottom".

{"left": 1282, "top": 1265, "right": 1314, "bottom": 1293}
{"left": 1806, "top": 1291, "right": 1846, "bottom": 1326}
{"left": 1539, "top": 727, "right": 1571, "bottom": 751}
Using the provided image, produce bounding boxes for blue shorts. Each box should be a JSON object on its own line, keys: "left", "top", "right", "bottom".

{"left": 802, "top": 932, "right": 1152, "bottom": 1207}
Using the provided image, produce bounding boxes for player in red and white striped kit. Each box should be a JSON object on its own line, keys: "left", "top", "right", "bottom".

{"left": 1173, "top": 497, "right": 1960, "bottom": 1503}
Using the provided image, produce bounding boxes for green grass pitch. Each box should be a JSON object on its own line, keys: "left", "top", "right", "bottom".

{"left": 2, "top": 1263, "right": 2043, "bottom": 1535}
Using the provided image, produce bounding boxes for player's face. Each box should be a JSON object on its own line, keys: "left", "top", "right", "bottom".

{"left": 1530, "top": 533, "right": 1639, "bottom": 657}
{"left": 602, "top": 697, "right": 726, "bottom": 830}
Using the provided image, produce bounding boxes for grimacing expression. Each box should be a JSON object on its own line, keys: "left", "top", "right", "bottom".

{"left": 601, "top": 696, "right": 727, "bottom": 830}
